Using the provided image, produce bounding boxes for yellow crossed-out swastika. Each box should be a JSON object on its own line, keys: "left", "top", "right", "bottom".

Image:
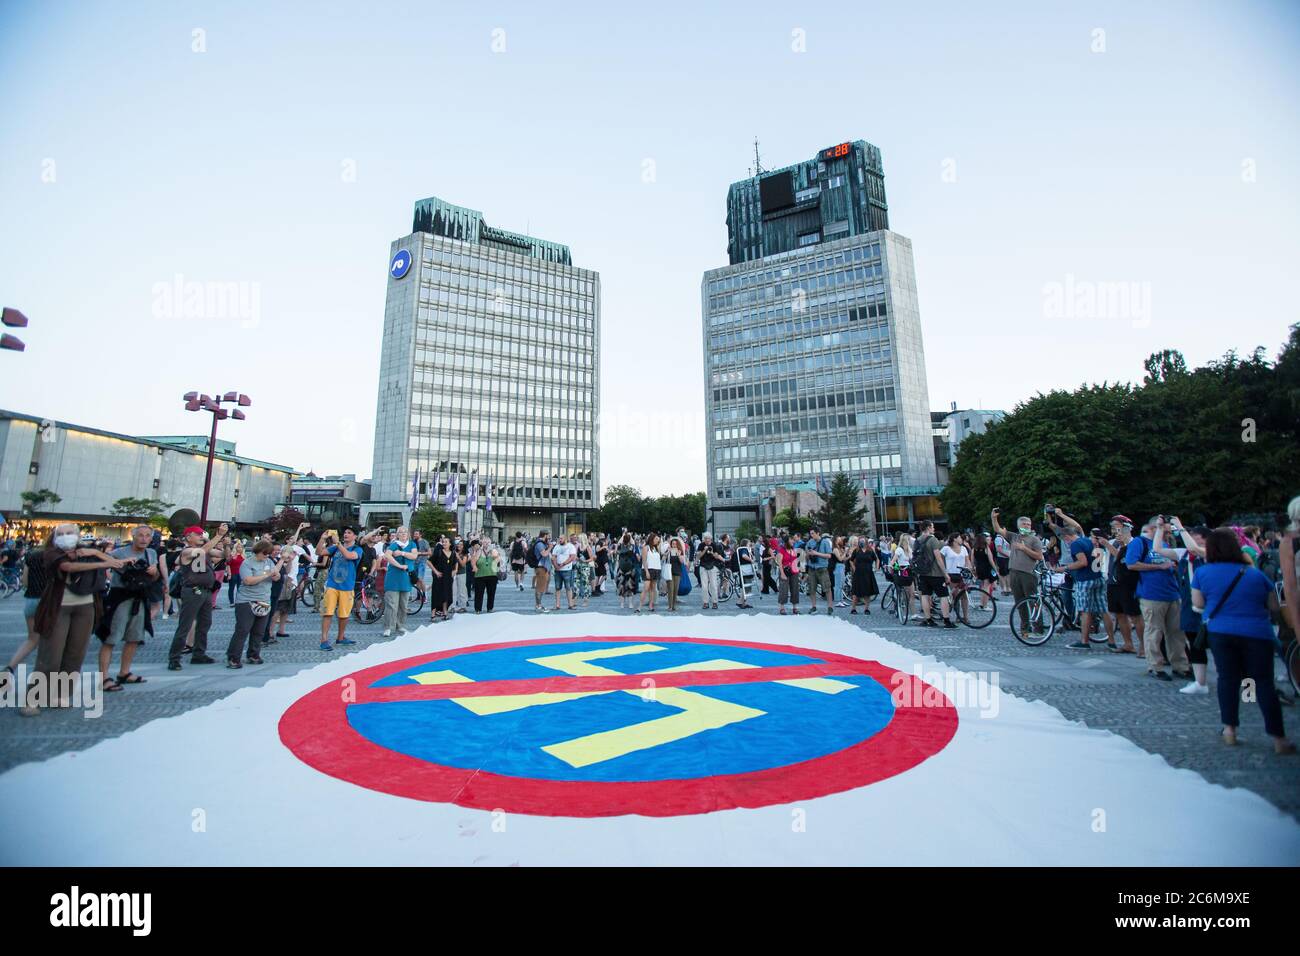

{"left": 408, "top": 644, "right": 856, "bottom": 769}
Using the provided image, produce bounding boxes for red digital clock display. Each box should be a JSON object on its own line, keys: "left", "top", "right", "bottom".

{"left": 821, "top": 142, "right": 852, "bottom": 161}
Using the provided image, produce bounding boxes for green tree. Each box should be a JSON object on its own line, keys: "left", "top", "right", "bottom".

{"left": 940, "top": 328, "right": 1300, "bottom": 529}
{"left": 811, "top": 472, "right": 868, "bottom": 537}
{"left": 108, "top": 496, "right": 175, "bottom": 530}
{"left": 735, "top": 519, "right": 762, "bottom": 543}
{"left": 410, "top": 503, "right": 456, "bottom": 540}
{"left": 772, "top": 508, "right": 812, "bottom": 535}
{"left": 20, "top": 488, "right": 62, "bottom": 538}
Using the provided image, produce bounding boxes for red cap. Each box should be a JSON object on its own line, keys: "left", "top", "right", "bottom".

{"left": 1109, "top": 514, "right": 1133, "bottom": 526}
{"left": 184, "top": 525, "right": 206, "bottom": 537}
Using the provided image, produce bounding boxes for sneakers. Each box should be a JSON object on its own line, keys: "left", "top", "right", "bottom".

{"left": 1179, "top": 681, "right": 1209, "bottom": 695}
{"left": 536, "top": 606, "right": 549, "bottom": 613}
{"left": 919, "top": 619, "right": 936, "bottom": 628}
{"left": 226, "top": 660, "right": 243, "bottom": 669}
{"left": 168, "top": 661, "right": 182, "bottom": 671}
{"left": 320, "top": 642, "right": 332, "bottom": 651}
{"left": 190, "top": 655, "right": 216, "bottom": 664}
{"left": 942, "top": 619, "right": 957, "bottom": 629}
{"left": 826, "top": 607, "right": 834, "bottom": 615}
{"left": 1066, "top": 641, "right": 1091, "bottom": 650}
{"left": 382, "top": 630, "right": 391, "bottom": 637}
{"left": 1149, "top": 670, "right": 1172, "bottom": 682}
{"left": 335, "top": 638, "right": 357, "bottom": 646}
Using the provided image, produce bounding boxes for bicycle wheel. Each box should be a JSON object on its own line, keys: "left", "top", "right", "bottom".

{"left": 406, "top": 587, "right": 425, "bottom": 615}
{"left": 881, "top": 584, "right": 897, "bottom": 616}
{"left": 353, "top": 583, "right": 381, "bottom": 624}
{"left": 1011, "top": 596, "right": 1056, "bottom": 646}
{"left": 718, "top": 573, "right": 733, "bottom": 602}
{"left": 961, "top": 593, "right": 997, "bottom": 629}
{"left": 300, "top": 580, "right": 316, "bottom": 608}
{"left": 895, "top": 587, "right": 910, "bottom": 625}
{"left": 1285, "top": 640, "right": 1299, "bottom": 697}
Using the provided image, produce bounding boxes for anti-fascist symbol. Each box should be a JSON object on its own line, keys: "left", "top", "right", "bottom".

{"left": 279, "top": 636, "right": 957, "bottom": 817}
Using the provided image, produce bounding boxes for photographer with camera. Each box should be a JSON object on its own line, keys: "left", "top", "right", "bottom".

{"left": 20, "top": 524, "right": 128, "bottom": 716}
{"left": 167, "top": 523, "right": 229, "bottom": 670}
{"left": 226, "top": 538, "right": 282, "bottom": 667}
{"left": 317, "top": 528, "right": 362, "bottom": 649}
{"left": 96, "top": 526, "right": 160, "bottom": 691}
{"left": 990, "top": 507, "right": 1044, "bottom": 634}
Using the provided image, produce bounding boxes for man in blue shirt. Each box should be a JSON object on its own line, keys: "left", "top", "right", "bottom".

{"left": 805, "top": 529, "right": 835, "bottom": 615}
{"left": 382, "top": 526, "right": 418, "bottom": 638}
{"left": 317, "top": 528, "right": 361, "bottom": 651}
{"left": 1059, "top": 523, "right": 1106, "bottom": 650}
{"left": 1126, "top": 516, "right": 1187, "bottom": 681}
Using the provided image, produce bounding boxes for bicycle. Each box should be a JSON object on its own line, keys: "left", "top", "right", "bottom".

{"left": 352, "top": 576, "right": 383, "bottom": 624}
{"left": 880, "top": 569, "right": 913, "bottom": 625}
{"left": 1011, "top": 566, "right": 1062, "bottom": 646}
{"left": 0, "top": 563, "right": 22, "bottom": 598}
{"left": 947, "top": 569, "right": 997, "bottom": 628}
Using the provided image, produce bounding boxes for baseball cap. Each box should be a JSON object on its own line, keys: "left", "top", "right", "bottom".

{"left": 1109, "top": 514, "right": 1133, "bottom": 527}
{"left": 183, "top": 525, "right": 205, "bottom": 537}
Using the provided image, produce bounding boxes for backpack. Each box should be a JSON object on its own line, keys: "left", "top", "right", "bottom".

{"left": 912, "top": 535, "right": 938, "bottom": 577}
{"left": 526, "top": 541, "right": 542, "bottom": 569}
{"left": 511, "top": 540, "right": 525, "bottom": 562}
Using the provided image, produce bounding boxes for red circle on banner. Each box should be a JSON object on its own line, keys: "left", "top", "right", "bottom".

{"left": 279, "top": 636, "right": 958, "bottom": 817}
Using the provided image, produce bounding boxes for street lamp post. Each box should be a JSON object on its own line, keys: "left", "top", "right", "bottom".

{"left": 183, "top": 390, "right": 251, "bottom": 524}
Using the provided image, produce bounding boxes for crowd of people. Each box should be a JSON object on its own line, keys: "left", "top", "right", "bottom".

{"left": 2, "top": 495, "right": 1297, "bottom": 757}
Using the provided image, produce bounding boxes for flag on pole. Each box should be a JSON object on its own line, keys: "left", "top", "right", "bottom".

{"left": 408, "top": 466, "right": 420, "bottom": 511}
{"left": 485, "top": 475, "right": 493, "bottom": 513}
{"left": 466, "top": 469, "right": 478, "bottom": 511}
{"left": 443, "top": 466, "right": 458, "bottom": 512}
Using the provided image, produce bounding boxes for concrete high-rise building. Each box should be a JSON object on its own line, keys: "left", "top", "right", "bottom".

{"left": 702, "top": 140, "right": 934, "bottom": 534}
{"left": 370, "top": 196, "right": 600, "bottom": 539}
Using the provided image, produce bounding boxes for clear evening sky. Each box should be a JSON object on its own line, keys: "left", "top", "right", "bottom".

{"left": 1, "top": 0, "right": 1297, "bottom": 496}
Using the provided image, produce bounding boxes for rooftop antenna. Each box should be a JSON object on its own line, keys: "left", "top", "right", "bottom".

{"left": 753, "top": 137, "right": 764, "bottom": 176}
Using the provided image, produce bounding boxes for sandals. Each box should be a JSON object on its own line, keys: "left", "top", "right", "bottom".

{"left": 116, "top": 672, "right": 146, "bottom": 685}
{"left": 102, "top": 677, "right": 123, "bottom": 692}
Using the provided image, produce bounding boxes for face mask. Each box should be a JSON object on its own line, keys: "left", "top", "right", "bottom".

{"left": 55, "top": 533, "right": 79, "bottom": 550}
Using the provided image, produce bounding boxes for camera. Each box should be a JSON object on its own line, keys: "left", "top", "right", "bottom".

{"left": 1044, "top": 504, "right": 1056, "bottom": 515}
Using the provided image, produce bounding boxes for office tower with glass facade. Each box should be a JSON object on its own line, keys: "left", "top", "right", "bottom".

{"left": 703, "top": 141, "right": 934, "bottom": 534}
{"left": 371, "top": 196, "right": 600, "bottom": 539}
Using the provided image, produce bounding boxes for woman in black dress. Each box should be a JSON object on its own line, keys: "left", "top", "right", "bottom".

{"left": 849, "top": 536, "right": 879, "bottom": 614}
{"left": 593, "top": 537, "right": 609, "bottom": 596}
{"left": 430, "top": 535, "right": 453, "bottom": 622}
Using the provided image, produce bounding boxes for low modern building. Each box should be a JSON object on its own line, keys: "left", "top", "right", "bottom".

{"left": 0, "top": 410, "right": 295, "bottom": 541}
{"left": 370, "top": 195, "right": 601, "bottom": 541}
{"left": 703, "top": 139, "right": 935, "bottom": 536}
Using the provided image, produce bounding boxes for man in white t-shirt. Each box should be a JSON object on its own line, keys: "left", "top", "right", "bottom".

{"left": 550, "top": 535, "right": 577, "bottom": 611}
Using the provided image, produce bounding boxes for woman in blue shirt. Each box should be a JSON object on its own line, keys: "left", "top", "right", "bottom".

{"left": 1191, "top": 528, "right": 1294, "bottom": 754}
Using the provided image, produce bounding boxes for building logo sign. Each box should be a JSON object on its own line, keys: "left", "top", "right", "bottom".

{"left": 389, "top": 249, "right": 412, "bottom": 280}
{"left": 279, "top": 636, "right": 957, "bottom": 817}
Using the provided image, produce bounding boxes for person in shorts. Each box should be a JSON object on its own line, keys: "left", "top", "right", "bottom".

{"left": 914, "top": 521, "right": 955, "bottom": 628}
{"left": 509, "top": 532, "right": 527, "bottom": 591}
{"left": 317, "top": 528, "right": 361, "bottom": 650}
{"left": 98, "top": 525, "right": 159, "bottom": 690}
{"left": 551, "top": 533, "right": 577, "bottom": 611}
{"left": 1106, "top": 516, "right": 1142, "bottom": 654}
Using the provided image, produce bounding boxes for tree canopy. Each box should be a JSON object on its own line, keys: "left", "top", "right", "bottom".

{"left": 940, "top": 326, "right": 1300, "bottom": 530}
{"left": 587, "top": 485, "right": 707, "bottom": 535}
